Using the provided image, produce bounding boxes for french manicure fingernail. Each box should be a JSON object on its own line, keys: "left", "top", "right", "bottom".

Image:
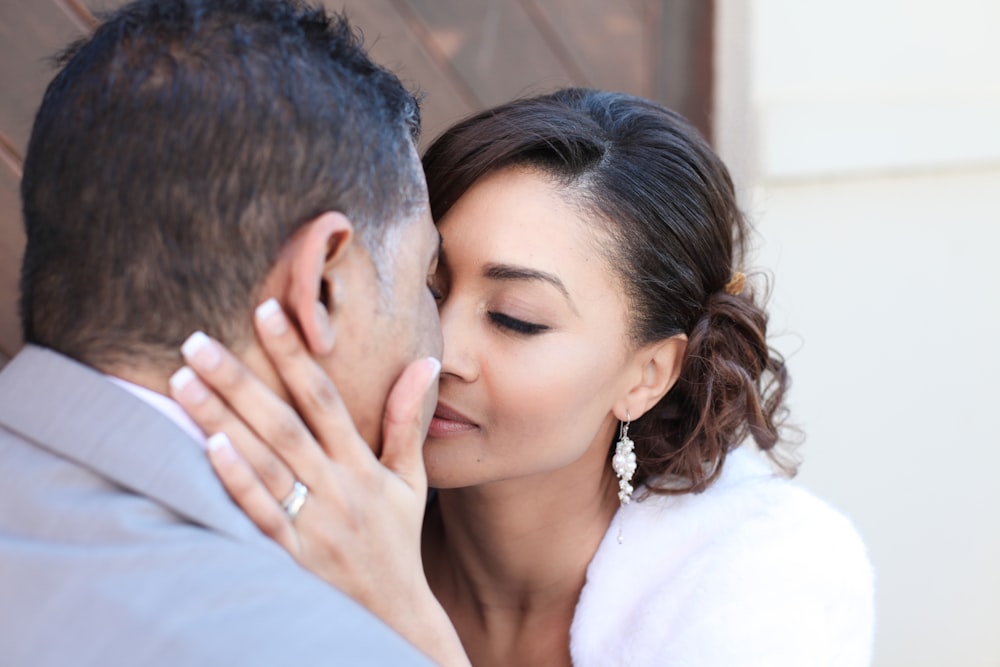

{"left": 255, "top": 298, "right": 287, "bottom": 335}
{"left": 206, "top": 432, "right": 237, "bottom": 462}
{"left": 180, "top": 331, "right": 221, "bottom": 370}
{"left": 169, "top": 366, "right": 207, "bottom": 404}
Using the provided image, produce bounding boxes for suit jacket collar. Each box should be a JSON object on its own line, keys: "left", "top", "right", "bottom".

{"left": 0, "top": 345, "right": 264, "bottom": 545}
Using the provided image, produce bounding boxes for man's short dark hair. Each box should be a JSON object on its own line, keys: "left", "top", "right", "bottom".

{"left": 19, "top": 0, "right": 424, "bottom": 369}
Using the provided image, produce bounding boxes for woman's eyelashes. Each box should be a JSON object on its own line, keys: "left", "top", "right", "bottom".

{"left": 488, "top": 311, "right": 549, "bottom": 335}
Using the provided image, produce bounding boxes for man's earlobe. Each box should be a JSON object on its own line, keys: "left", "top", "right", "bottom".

{"left": 310, "top": 300, "right": 337, "bottom": 353}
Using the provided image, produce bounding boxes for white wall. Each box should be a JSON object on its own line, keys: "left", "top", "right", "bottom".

{"left": 715, "top": 2, "right": 1000, "bottom": 666}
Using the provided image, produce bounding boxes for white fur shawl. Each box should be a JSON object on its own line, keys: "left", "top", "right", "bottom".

{"left": 569, "top": 448, "right": 875, "bottom": 666}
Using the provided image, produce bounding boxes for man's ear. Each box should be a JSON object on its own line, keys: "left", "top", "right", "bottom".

{"left": 614, "top": 334, "right": 688, "bottom": 421}
{"left": 286, "top": 212, "right": 354, "bottom": 356}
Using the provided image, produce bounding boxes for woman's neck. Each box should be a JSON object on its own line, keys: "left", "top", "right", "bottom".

{"left": 423, "top": 445, "right": 620, "bottom": 666}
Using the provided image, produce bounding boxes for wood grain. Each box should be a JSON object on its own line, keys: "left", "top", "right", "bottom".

{"left": 337, "top": 0, "right": 479, "bottom": 146}
{"left": 0, "top": 164, "right": 24, "bottom": 360}
{"left": 405, "top": 0, "right": 577, "bottom": 107}
{"left": 523, "top": 0, "right": 647, "bottom": 97}
{"left": 0, "top": 1, "right": 87, "bottom": 156}
{"left": 656, "top": 0, "right": 714, "bottom": 140}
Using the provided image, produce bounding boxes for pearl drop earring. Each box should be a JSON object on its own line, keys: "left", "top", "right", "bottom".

{"left": 612, "top": 412, "right": 637, "bottom": 544}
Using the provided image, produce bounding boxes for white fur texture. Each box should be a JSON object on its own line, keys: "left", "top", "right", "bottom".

{"left": 570, "top": 448, "right": 875, "bottom": 666}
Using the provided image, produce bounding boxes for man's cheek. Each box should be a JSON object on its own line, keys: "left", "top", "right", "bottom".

{"left": 427, "top": 302, "right": 444, "bottom": 360}
{"left": 416, "top": 295, "right": 443, "bottom": 360}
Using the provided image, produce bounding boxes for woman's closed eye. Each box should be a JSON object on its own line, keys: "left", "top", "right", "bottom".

{"left": 488, "top": 311, "right": 549, "bottom": 335}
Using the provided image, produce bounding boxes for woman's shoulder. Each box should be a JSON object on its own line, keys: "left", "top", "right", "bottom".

{"left": 570, "top": 447, "right": 874, "bottom": 666}
{"left": 617, "top": 447, "right": 871, "bottom": 571}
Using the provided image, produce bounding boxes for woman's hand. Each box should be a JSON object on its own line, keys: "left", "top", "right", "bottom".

{"left": 168, "top": 299, "right": 468, "bottom": 666}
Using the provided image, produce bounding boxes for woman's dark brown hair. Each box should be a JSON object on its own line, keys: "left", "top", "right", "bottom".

{"left": 423, "top": 88, "right": 794, "bottom": 494}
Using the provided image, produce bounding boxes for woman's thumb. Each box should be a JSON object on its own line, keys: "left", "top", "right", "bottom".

{"left": 379, "top": 357, "right": 440, "bottom": 491}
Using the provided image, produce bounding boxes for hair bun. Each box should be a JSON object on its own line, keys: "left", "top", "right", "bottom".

{"left": 634, "top": 284, "right": 793, "bottom": 494}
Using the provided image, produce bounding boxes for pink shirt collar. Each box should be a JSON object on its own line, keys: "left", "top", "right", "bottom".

{"left": 106, "top": 375, "right": 207, "bottom": 448}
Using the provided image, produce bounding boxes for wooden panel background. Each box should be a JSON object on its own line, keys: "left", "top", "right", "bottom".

{"left": 0, "top": 0, "right": 713, "bottom": 368}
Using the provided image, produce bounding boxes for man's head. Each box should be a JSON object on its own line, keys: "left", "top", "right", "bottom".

{"left": 20, "top": 0, "right": 442, "bottom": 447}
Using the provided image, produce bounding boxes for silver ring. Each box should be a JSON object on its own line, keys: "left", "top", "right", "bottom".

{"left": 281, "top": 481, "right": 309, "bottom": 522}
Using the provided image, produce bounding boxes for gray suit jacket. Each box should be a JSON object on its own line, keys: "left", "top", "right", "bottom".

{"left": 0, "top": 345, "right": 433, "bottom": 666}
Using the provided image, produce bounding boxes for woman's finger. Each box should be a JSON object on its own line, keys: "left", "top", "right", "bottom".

{"left": 169, "top": 365, "right": 297, "bottom": 499}
{"left": 204, "top": 432, "right": 300, "bottom": 554}
{"left": 380, "top": 357, "right": 439, "bottom": 495}
{"left": 253, "top": 298, "right": 374, "bottom": 465}
{"left": 177, "top": 330, "right": 331, "bottom": 490}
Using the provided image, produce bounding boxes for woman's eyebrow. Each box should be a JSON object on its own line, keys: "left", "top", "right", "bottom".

{"left": 482, "top": 262, "right": 578, "bottom": 313}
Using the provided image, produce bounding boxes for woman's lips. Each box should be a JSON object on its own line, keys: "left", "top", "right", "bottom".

{"left": 428, "top": 402, "right": 478, "bottom": 438}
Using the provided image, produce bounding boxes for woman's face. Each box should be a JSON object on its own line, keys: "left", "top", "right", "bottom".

{"left": 426, "top": 167, "right": 641, "bottom": 490}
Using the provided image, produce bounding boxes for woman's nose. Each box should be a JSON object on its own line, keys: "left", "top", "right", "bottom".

{"left": 437, "top": 297, "right": 478, "bottom": 383}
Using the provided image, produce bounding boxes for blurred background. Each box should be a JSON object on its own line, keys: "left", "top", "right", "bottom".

{"left": 1, "top": 1, "right": 997, "bottom": 664}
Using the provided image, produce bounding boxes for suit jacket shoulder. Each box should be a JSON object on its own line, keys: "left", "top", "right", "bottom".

{"left": 0, "top": 346, "right": 431, "bottom": 666}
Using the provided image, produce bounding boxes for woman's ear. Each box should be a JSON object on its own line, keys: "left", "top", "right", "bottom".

{"left": 285, "top": 212, "right": 354, "bottom": 356}
{"left": 615, "top": 334, "right": 688, "bottom": 421}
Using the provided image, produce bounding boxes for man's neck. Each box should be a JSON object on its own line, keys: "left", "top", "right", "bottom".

{"left": 105, "top": 366, "right": 173, "bottom": 397}
{"left": 99, "top": 340, "right": 288, "bottom": 402}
